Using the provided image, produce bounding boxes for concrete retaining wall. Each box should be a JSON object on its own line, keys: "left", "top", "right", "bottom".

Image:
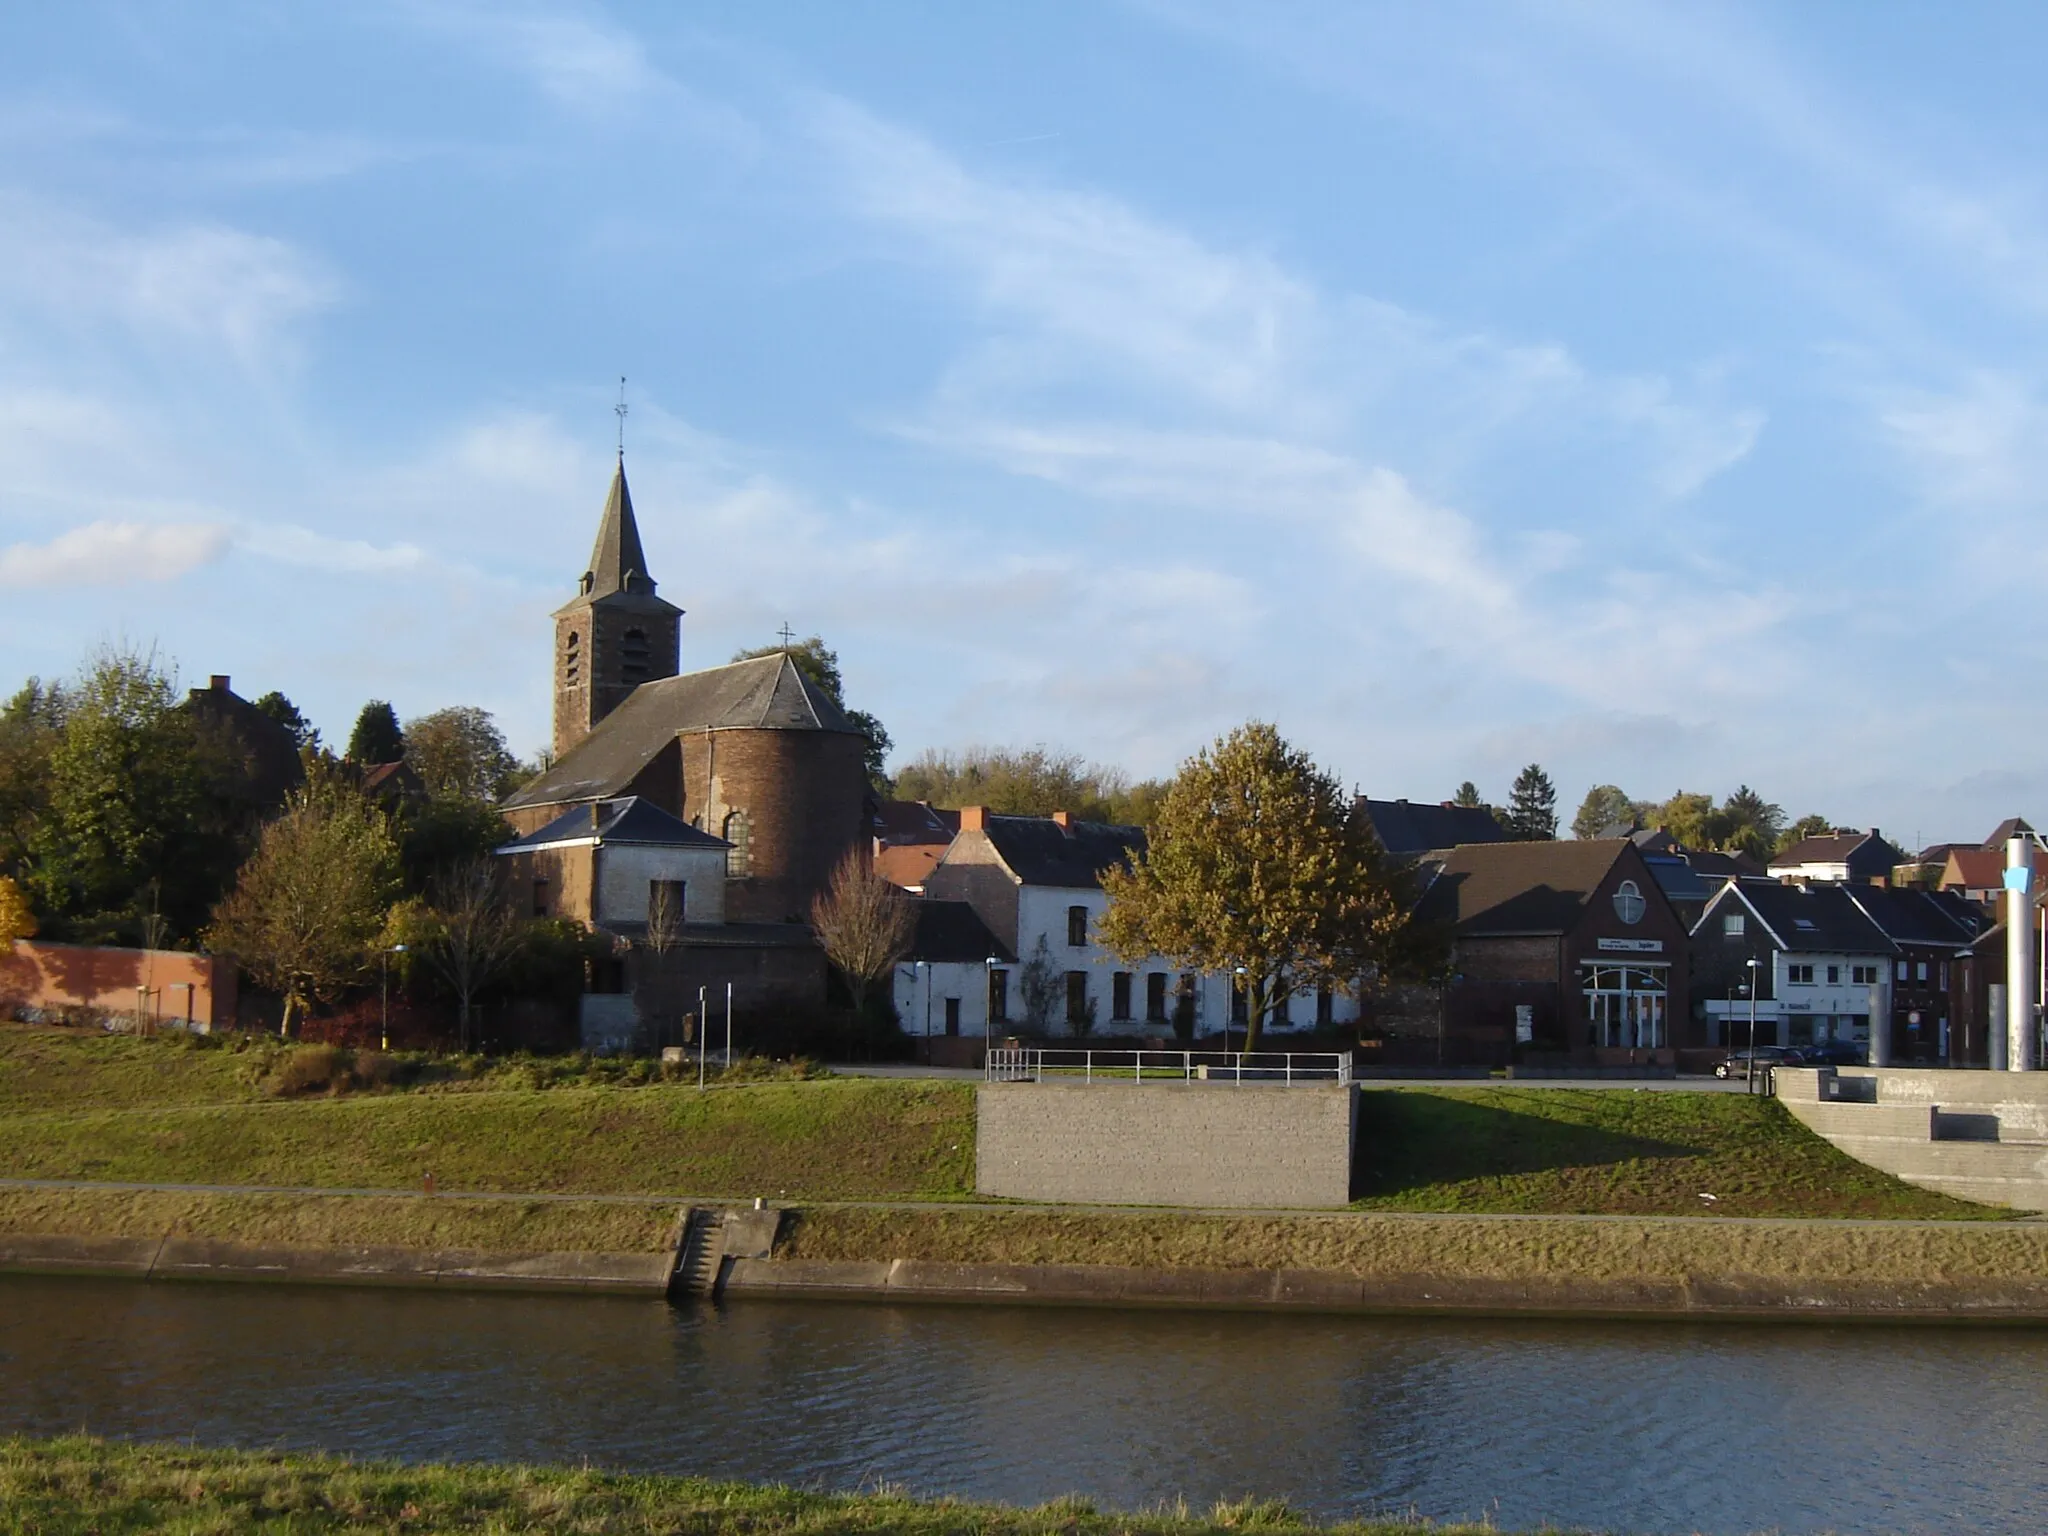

{"left": 976, "top": 1082, "right": 1357, "bottom": 1208}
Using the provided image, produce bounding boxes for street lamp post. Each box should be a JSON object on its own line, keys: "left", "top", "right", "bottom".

{"left": 1746, "top": 956, "right": 1762, "bottom": 1096}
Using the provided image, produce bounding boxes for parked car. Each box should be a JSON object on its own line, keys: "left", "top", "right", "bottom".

{"left": 1713, "top": 1046, "right": 1805, "bottom": 1079}
{"left": 1797, "top": 1039, "right": 1867, "bottom": 1067}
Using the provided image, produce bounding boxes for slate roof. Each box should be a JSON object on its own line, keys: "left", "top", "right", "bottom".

{"left": 978, "top": 815, "right": 1146, "bottom": 889}
{"left": 1699, "top": 877, "right": 1893, "bottom": 954}
{"left": 873, "top": 800, "right": 960, "bottom": 846}
{"left": 1768, "top": 829, "right": 1905, "bottom": 880}
{"left": 1413, "top": 839, "right": 1631, "bottom": 935}
{"left": 496, "top": 795, "right": 730, "bottom": 853}
{"left": 907, "top": 899, "right": 1015, "bottom": 964}
{"left": 1354, "top": 797, "right": 1507, "bottom": 857}
{"left": 1642, "top": 852, "right": 1716, "bottom": 909}
{"left": 504, "top": 653, "right": 858, "bottom": 810}
{"left": 1845, "top": 885, "right": 1985, "bottom": 948}
{"left": 1686, "top": 849, "right": 1765, "bottom": 878}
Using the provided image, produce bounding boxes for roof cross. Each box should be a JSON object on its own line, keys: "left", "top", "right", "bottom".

{"left": 615, "top": 376, "right": 628, "bottom": 458}
{"left": 777, "top": 621, "right": 796, "bottom": 650}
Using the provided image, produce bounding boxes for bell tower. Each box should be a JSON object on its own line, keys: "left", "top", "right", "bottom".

{"left": 551, "top": 454, "right": 682, "bottom": 760}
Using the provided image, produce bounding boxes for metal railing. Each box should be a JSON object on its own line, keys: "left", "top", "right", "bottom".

{"left": 986, "top": 1047, "right": 1351, "bottom": 1085}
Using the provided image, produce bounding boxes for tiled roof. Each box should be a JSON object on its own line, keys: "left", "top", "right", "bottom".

{"left": 1942, "top": 848, "right": 2005, "bottom": 890}
{"left": 1983, "top": 816, "right": 2038, "bottom": 850}
{"left": 504, "top": 653, "right": 857, "bottom": 810}
{"left": 907, "top": 899, "right": 1015, "bottom": 964}
{"left": 1413, "top": 839, "right": 1631, "bottom": 935}
{"left": 496, "top": 795, "right": 730, "bottom": 852}
{"left": 978, "top": 815, "right": 1146, "bottom": 889}
{"left": 1354, "top": 797, "right": 1507, "bottom": 857}
{"left": 875, "top": 843, "right": 947, "bottom": 890}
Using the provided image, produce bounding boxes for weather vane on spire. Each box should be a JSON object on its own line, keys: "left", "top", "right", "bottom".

{"left": 615, "top": 376, "right": 628, "bottom": 459}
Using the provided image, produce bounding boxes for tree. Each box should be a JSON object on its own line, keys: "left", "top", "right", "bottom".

{"left": 732, "top": 636, "right": 893, "bottom": 792}
{"left": 24, "top": 646, "right": 230, "bottom": 945}
{"left": 809, "top": 848, "right": 914, "bottom": 1017}
{"left": 416, "top": 858, "right": 524, "bottom": 1051}
{"left": 0, "top": 877, "right": 34, "bottom": 952}
{"left": 207, "top": 772, "right": 401, "bottom": 1036}
{"left": 1451, "top": 781, "right": 1484, "bottom": 808}
{"left": 1651, "top": 791, "right": 1720, "bottom": 850}
{"left": 1778, "top": 814, "right": 1832, "bottom": 854}
{"left": 892, "top": 747, "right": 1169, "bottom": 824}
{"left": 347, "top": 701, "right": 405, "bottom": 764}
{"left": 396, "top": 796, "right": 514, "bottom": 896}
{"left": 0, "top": 679, "right": 63, "bottom": 879}
{"left": 1718, "top": 786, "right": 1785, "bottom": 861}
{"left": 403, "top": 706, "right": 519, "bottom": 802}
{"left": 1505, "top": 764, "right": 1558, "bottom": 841}
{"left": 1017, "top": 935, "right": 1062, "bottom": 1034}
{"left": 253, "top": 691, "right": 318, "bottom": 750}
{"left": 1572, "top": 784, "right": 1638, "bottom": 840}
{"left": 1098, "top": 722, "right": 1409, "bottom": 1054}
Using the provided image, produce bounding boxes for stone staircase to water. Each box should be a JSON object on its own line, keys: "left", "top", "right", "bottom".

{"left": 1777, "top": 1067, "right": 2048, "bottom": 1212}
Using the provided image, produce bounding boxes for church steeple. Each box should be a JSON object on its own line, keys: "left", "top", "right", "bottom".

{"left": 579, "top": 456, "right": 656, "bottom": 599}
{"left": 551, "top": 453, "right": 683, "bottom": 761}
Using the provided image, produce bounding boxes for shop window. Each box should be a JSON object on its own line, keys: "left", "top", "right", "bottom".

{"left": 1067, "top": 905, "right": 1088, "bottom": 947}
{"left": 1581, "top": 963, "right": 1669, "bottom": 1049}
{"left": 1146, "top": 972, "right": 1168, "bottom": 1023}
{"left": 1111, "top": 972, "right": 1132, "bottom": 1021}
{"left": 723, "top": 811, "right": 751, "bottom": 878}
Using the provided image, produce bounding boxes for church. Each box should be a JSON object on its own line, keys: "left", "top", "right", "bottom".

{"left": 496, "top": 455, "right": 872, "bottom": 1046}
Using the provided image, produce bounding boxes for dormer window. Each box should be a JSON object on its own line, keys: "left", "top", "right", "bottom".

{"left": 621, "top": 627, "right": 651, "bottom": 684}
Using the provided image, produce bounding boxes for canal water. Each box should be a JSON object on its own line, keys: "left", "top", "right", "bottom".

{"left": 2, "top": 1275, "right": 2040, "bottom": 1535}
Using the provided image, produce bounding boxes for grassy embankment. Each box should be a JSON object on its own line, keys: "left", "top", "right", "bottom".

{"left": 0, "top": 1438, "right": 1492, "bottom": 1536}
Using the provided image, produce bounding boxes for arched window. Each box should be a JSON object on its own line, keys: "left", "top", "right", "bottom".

{"left": 621, "top": 627, "right": 651, "bottom": 684}
{"left": 722, "top": 810, "right": 752, "bottom": 878}
{"left": 562, "top": 630, "right": 581, "bottom": 687}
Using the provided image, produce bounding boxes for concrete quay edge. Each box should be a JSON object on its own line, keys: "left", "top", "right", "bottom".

{"left": 721, "top": 1255, "right": 2048, "bottom": 1324}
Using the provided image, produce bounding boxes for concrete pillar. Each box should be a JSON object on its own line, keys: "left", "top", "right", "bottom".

{"left": 1990, "top": 983, "right": 2009, "bottom": 1072}
{"left": 2009, "top": 838, "right": 2036, "bottom": 1071}
{"left": 1867, "top": 982, "right": 1890, "bottom": 1067}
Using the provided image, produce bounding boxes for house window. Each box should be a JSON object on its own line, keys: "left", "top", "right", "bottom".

{"left": 562, "top": 631, "right": 581, "bottom": 687}
{"left": 1826, "top": 965, "right": 1840, "bottom": 985}
{"left": 621, "top": 627, "right": 652, "bottom": 684}
{"left": 988, "top": 968, "right": 1009, "bottom": 1023}
{"left": 647, "top": 879, "right": 685, "bottom": 931}
{"left": 1788, "top": 964, "right": 1815, "bottom": 984}
{"left": 1146, "top": 972, "right": 1168, "bottom": 1023}
{"left": 1581, "top": 963, "right": 1668, "bottom": 1049}
{"left": 1897, "top": 961, "right": 1909, "bottom": 982}
{"left": 532, "top": 877, "right": 550, "bottom": 918}
{"left": 1612, "top": 879, "right": 1645, "bottom": 925}
{"left": 1231, "top": 981, "right": 1248, "bottom": 1024}
{"left": 1065, "top": 971, "right": 1090, "bottom": 1026}
{"left": 1316, "top": 986, "right": 1334, "bottom": 1027}
{"left": 1272, "top": 988, "right": 1291, "bottom": 1026}
{"left": 1851, "top": 965, "right": 1878, "bottom": 986}
{"left": 1940, "top": 962, "right": 1948, "bottom": 992}
{"left": 723, "top": 811, "right": 751, "bottom": 878}
{"left": 1067, "top": 905, "right": 1088, "bottom": 947}
{"left": 1111, "top": 972, "right": 1132, "bottom": 1021}
{"left": 1723, "top": 913, "right": 1745, "bottom": 938}
{"left": 1917, "top": 961, "right": 1929, "bottom": 982}
{"left": 944, "top": 997, "right": 961, "bottom": 1037}
{"left": 1175, "top": 973, "right": 1198, "bottom": 1032}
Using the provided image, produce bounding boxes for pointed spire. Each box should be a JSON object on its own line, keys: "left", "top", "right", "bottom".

{"left": 581, "top": 457, "right": 655, "bottom": 599}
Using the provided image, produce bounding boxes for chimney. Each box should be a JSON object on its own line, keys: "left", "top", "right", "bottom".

{"left": 209, "top": 674, "right": 230, "bottom": 693}
{"left": 959, "top": 806, "right": 988, "bottom": 832}
{"left": 1052, "top": 810, "right": 1072, "bottom": 830}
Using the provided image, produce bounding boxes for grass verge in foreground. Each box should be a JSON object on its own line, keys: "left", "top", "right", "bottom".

{"left": 0, "top": 1437, "right": 1495, "bottom": 1536}
{"left": 1350, "top": 1088, "right": 2000, "bottom": 1219}
{"left": 0, "top": 1080, "right": 975, "bottom": 1200}
{"left": 0, "top": 1187, "right": 677, "bottom": 1254}
{"left": 779, "top": 1205, "right": 2048, "bottom": 1283}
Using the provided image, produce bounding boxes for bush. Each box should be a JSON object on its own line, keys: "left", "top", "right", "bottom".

{"left": 266, "top": 1044, "right": 347, "bottom": 1097}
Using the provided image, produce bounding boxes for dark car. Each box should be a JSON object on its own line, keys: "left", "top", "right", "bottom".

{"left": 1797, "top": 1039, "right": 1867, "bottom": 1067}
{"left": 1713, "top": 1046, "right": 1804, "bottom": 1079}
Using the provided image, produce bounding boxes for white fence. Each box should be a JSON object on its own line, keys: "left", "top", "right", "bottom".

{"left": 985, "top": 1047, "right": 1351, "bottom": 1085}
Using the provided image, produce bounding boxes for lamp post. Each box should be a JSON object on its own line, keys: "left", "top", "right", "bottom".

{"left": 1230, "top": 966, "right": 1247, "bottom": 1060}
{"left": 381, "top": 944, "right": 407, "bottom": 1051}
{"left": 1746, "top": 956, "right": 1762, "bottom": 1095}
{"left": 984, "top": 956, "right": 998, "bottom": 1037}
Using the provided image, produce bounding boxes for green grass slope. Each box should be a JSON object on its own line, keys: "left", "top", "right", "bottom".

{"left": 0, "top": 1080, "right": 975, "bottom": 1200}
{"left": 1351, "top": 1087, "right": 1999, "bottom": 1219}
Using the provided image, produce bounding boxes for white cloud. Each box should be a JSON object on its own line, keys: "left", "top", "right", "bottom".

{"left": 0, "top": 519, "right": 228, "bottom": 588}
{"left": 233, "top": 524, "right": 431, "bottom": 575}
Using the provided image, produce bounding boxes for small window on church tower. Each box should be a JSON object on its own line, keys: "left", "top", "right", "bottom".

{"left": 723, "top": 811, "right": 752, "bottom": 878}
{"left": 621, "top": 628, "right": 652, "bottom": 684}
{"left": 563, "top": 631, "right": 580, "bottom": 687}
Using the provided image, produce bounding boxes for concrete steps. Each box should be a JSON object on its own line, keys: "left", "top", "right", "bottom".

{"left": 670, "top": 1208, "right": 726, "bottom": 1299}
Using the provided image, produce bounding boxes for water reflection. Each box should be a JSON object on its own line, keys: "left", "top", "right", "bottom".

{"left": 1, "top": 1276, "right": 2042, "bottom": 1535}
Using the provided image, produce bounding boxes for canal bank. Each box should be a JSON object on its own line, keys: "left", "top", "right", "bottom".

{"left": 5, "top": 1184, "right": 2048, "bottom": 1321}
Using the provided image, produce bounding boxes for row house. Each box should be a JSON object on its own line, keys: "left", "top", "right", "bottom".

{"left": 923, "top": 807, "right": 1361, "bottom": 1039}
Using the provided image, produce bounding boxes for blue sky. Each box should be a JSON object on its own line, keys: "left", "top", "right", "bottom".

{"left": 1, "top": 2, "right": 2043, "bottom": 843}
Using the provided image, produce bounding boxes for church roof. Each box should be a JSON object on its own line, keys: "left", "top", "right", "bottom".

{"left": 496, "top": 795, "right": 730, "bottom": 853}
{"left": 554, "top": 458, "right": 680, "bottom": 616}
{"left": 504, "top": 652, "right": 860, "bottom": 811}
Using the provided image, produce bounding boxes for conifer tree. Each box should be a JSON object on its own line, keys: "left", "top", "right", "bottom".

{"left": 1506, "top": 764, "right": 1559, "bottom": 841}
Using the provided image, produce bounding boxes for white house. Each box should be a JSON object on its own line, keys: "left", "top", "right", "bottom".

{"left": 922, "top": 807, "right": 1362, "bottom": 1039}
{"left": 890, "top": 899, "right": 1015, "bottom": 1040}
{"left": 1692, "top": 877, "right": 1891, "bottom": 1052}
